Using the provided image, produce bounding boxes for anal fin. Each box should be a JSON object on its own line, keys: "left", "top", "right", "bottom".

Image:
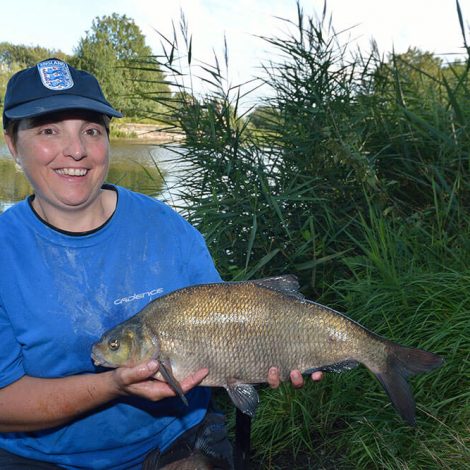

{"left": 225, "top": 381, "right": 259, "bottom": 417}
{"left": 304, "top": 359, "right": 359, "bottom": 375}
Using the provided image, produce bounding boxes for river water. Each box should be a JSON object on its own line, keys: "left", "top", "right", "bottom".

{"left": 0, "top": 138, "right": 181, "bottom": 214}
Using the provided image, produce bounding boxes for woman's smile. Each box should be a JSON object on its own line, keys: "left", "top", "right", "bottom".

{"left": 54, "top": 167, "right": 89, "bottom": 177}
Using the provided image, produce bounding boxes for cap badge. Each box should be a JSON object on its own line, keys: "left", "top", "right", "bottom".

{"left": 37, "top": 59, "right": 74, "bottom": 91}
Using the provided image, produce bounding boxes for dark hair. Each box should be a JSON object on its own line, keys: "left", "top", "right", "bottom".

{"left": 4, "top": 120, "right": 21, "bottom": 145}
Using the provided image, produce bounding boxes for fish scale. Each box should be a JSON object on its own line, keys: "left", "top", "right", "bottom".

{"left": 151, "top": 283, "right": 352, "bottom": 383}
{"left": 92, "top": 276, "right": 444, "bottom": 425}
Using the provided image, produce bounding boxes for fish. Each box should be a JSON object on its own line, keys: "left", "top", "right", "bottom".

{"left": 92, "top": 275, "right": 443, "bottom": 426}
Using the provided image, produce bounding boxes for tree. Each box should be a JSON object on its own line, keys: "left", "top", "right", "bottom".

{"left": 248, "top": 105, "right": 282, "bottom": 131}
{"left": 0, "top": 42, "right": 70, "bottom": 68}
{"left": 0, "top": 42, "right": 70, "bottom": 108}
{"left": 72, "top": 14, "right": 169, "bottom": 119}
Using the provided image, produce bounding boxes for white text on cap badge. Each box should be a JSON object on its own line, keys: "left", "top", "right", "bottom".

{"left": 37, "top": 60, "right": 74, "bottom": 91}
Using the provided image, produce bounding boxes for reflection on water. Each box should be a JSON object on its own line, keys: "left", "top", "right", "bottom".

{"left": 0, "top": 160, "right": 32, "bottom": 212}
{"left": 0, "top": 138, "right": 176, "bottom": 214}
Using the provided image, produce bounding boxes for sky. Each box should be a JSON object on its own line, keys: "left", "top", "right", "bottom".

{"left": 1, "top": 0, "right": 469, "bottom": 102}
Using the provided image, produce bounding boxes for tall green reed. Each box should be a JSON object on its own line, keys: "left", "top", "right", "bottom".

{"left": 138, "top": 1, "right": 469, "bottom": 467}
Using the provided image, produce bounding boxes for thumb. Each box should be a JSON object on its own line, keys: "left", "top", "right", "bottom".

{"left": 136, "top": 360, "right": 160, "bottom": 379}
{"left": 122, "top": 360, "right": 160, "bottom": 385}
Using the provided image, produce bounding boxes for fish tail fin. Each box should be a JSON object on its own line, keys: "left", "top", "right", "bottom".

{"left": 375, "top": 342, "right": 444, "bottom": 426}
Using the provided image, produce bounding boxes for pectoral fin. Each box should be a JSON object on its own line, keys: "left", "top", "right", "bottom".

{"left": 158, "top": 360, "right": 189, "bottom": 407}
{"left": 225, "top": 381, "right": 259, "bottom": 417}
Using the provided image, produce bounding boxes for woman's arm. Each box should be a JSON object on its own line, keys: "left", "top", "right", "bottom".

{"left": 0, "top": 362, "right": 208, "bottom": 432}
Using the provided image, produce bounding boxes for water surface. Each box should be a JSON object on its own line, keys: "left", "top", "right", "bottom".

{"left": 0, "top": 138, "right": 178, "bottom": 213}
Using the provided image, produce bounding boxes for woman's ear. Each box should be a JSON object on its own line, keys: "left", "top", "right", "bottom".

{"left": 4, "top": 131, "right": 18, "bottom": 159}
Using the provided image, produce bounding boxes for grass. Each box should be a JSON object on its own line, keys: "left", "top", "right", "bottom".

{"left": 245, "top": 210, "right": 470, "bottom": 468}
{"left": 134, "top": 1, "right": 470, "bottom": 467}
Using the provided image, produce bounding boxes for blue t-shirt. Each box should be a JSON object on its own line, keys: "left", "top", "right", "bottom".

{"left": 0, "top": 185, "right": 221, "bottom": 469}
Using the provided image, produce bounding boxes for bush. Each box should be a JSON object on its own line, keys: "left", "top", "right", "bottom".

{"left": 139, "top": 2, "right": 470, "bottom": 467}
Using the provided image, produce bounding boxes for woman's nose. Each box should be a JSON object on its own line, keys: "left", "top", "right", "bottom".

{"left": 63, "top": 134, "right": 87, "bottom": 160}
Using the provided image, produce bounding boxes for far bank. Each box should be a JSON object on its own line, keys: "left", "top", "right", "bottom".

{"left": 111, "top": 122, "right": 184, "bottom": 143}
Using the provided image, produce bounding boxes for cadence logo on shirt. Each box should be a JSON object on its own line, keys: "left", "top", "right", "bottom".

{"left": 113, "top": 288, "right": 163, "bottom": 305}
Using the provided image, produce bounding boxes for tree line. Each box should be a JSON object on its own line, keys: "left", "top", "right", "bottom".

{"left": 0, "top": 13, "right": 169, "bottom": 120}
{"left": 2, "top": 11, "right": 467, "bottom": 132}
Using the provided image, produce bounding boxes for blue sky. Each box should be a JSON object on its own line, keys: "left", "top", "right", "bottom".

{"left": 1, "top": 0, "right": 469, "bottom": 100}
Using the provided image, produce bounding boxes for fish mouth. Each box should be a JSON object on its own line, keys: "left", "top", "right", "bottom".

{"left": 91, "top": 350, "right": 116, "bottom": 369}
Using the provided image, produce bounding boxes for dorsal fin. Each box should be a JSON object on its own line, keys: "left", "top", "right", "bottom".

{"left": 250, "top": 275, "right": 305, "bottom": 300}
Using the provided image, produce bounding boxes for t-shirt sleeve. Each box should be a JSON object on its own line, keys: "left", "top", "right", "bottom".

{"left": 0, "top": 300, "right": 25, "bottom": 388}
{"left": 185, "top": 228, "right": 222, "bottom": 285}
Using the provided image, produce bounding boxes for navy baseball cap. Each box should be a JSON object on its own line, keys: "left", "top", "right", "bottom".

{"left": 3, "top": 58, "right": 122, "bottom": 129}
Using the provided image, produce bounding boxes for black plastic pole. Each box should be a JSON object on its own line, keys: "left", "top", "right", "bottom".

{"left": 233, "top": 409, "right": 251, "bottom": 470}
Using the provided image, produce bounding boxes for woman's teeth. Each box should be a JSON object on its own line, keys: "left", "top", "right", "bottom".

{"left": 55, "top": 168, "right": 88, "bottom": 176}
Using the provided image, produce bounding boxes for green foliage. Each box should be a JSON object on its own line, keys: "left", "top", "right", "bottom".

{"left": 247, "top": 105, "right": 282, "bottom": 131}
{"left": 0, "top": 42, "right": 70, "bottom": 68}
{"left": 357, "top": 47, "right": 470, "bottom": 219}
{"left": 0, "top": 15, "right": 171, "bottom": 122}
{"left": 138, "top": 2, "right": 470, "bottom": 468}
{"left": 72, "top": 13, "right": 169, "bottom": 118}
{"left": 1, "top": 2, "right": 468, "bottom": 467}
{"left": 0, "top": 42, "right": 70, "bottom": 108}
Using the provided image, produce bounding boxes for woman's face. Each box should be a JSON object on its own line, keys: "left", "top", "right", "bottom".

{"left": 4, "top": 110, "right": 110, "bottom": 213}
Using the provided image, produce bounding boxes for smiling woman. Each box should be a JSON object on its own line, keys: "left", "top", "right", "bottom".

{"left": 4, "top": 110, "right": 114, "bottom": 231}
{"left": 0, "top": 58, "right": 232, "bottom": 470}
{"left": 2, "top": 57, "right": 121, "bottom": 232}
{"left": 0, "top": 57, "right": 321, "bottom": 470}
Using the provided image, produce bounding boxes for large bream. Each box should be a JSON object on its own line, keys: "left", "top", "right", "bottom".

{"left": 92, "top": 276, "right": 443, "bottom": 425}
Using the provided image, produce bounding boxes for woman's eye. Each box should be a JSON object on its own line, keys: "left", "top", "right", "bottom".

{"left": 40, "top": 128, "right": 55, "bottom": 135}
{"left": 85, "top": 128, "right": 102, "bottom": 136}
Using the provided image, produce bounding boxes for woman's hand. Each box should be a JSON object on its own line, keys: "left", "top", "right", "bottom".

{"left": 267, "top": 367, "right": 323, "bottom": 389}
{"left": 110, "top": 360, "right": 209, "bottom": 401}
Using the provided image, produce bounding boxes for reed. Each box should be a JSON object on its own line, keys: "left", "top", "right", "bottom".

{"left": 137, "top": 1, "right": 470, "bottom": 467}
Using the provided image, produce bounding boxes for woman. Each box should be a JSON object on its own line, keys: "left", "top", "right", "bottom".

{"left": 0, "top": 59, "right": 321, "bottom": 469}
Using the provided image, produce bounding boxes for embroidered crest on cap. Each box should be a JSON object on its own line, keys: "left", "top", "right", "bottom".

{"left": 37, "top": 59, "right": 74, "bottom": 91}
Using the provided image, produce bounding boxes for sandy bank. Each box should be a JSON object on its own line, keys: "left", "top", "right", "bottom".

{"left": 112, "top": 123, "right": 184, "bottom": 143}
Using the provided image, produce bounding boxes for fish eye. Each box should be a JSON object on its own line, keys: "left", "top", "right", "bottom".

{"left": 108, "top": 338, "right": 120, "bottom": 351}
